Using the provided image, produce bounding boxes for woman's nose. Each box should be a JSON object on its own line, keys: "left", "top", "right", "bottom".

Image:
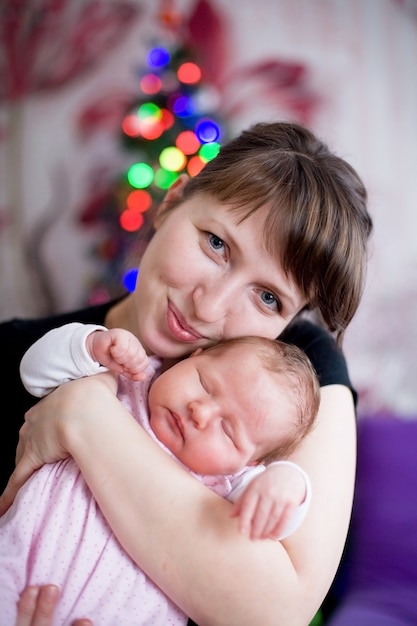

{"left": 192, "top": 279, "right": 234, "bottom": 323}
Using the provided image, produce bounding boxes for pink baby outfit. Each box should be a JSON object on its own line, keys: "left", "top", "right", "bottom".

{"left": 0, "top": 323, "right": 310, "bottom": 625}
{"left": 0, "top": 358, "right": 263, "bottom": 625}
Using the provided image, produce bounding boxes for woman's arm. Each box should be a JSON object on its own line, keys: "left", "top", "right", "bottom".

{"left": 2, "top": 375, "right": 356, "bottom": 626}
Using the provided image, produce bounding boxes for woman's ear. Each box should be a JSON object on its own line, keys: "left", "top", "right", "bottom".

{"left": 154, "top": 173, "right": 189, "bottom": 227}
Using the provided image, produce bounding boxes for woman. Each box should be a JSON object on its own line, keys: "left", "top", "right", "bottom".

{"left": 0, "top": 122, "right": 372, "bottom": 626}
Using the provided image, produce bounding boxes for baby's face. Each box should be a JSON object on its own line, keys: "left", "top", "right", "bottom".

{"left": 148, "top": 345, "right": 294, "bottom": 475}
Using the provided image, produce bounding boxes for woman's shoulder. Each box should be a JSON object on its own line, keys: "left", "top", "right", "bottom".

{"left": 279, "top": 316, "right": 339, "bottom": 353}
{"left": 280, "top": 317, "right": 356, "bottom": 400}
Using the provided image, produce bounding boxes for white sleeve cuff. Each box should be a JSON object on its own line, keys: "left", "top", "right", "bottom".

{"left": 69, "top": 323, "right": 109, "bottom": 376}
{"left": 266, "top": 460, "right": 312, "bottom": 540}
{"left": 20, "top": 322, "right": 108, "bottom": 397}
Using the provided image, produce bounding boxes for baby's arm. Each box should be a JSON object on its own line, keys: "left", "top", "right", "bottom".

{"left": 229, "top": 461, "right": 311, "bottom": 541}
{"left": 20, "top": 322, "right": 149, "bottom": 398}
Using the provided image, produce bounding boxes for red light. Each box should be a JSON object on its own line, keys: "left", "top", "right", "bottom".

{"left": 127, "top": 190, "right": 152, "bottom": 213}
{"left": 140, "top": 73, "right": 162, "bottom": 95}
{"left": 176, "top": 130, "right": 200, "bottom": 155}
{"left": 177, "top": 62, "right": 202, "bottom": 84}
{"left": 187, "top": 155, "right": 205, "bottom": 177}
{"left": 122, "top": 115, "right": 141, "bottom": 137}
{"left": 120, "top": 209, "right": 145, "bottom": 232}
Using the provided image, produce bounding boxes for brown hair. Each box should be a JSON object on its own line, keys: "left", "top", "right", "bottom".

{"left": 159, "top": 122, "right": 373, "bottom": 343}
{"left": 203, "top": 335, "right": 320, "bottom": 463}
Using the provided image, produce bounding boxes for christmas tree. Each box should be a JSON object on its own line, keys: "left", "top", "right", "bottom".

{"left": 82, "top": 27, "right": 228, "bottom": 304}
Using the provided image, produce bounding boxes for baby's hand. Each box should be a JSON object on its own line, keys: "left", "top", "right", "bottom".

{"left": 87, "top": 328, "right": 149, "bottom": 381}
{"left": 230, "top": 462, "right": 307, "bottom": 541}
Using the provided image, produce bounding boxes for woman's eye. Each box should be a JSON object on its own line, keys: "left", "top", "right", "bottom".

{"left": 208, "top": 233, "right": 225, "bottom": 251}
{"left": 261, "top": 291, "right": 282, "bottom": 312}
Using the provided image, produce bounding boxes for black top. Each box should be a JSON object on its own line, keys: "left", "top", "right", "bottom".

{"left": 0, "top": 301, "right": 355, "bottom": 626}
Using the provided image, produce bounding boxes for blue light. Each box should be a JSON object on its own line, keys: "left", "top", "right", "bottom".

{"left": 123, "top": 268, "right": 138, "bottom": 292}
{"left": 195, "top": 119, "right": 220, "bottom": 143}
{"left": 147, "top": 47, "right": 170, "bottom": 68}
{"left": 173, "top": 95, "right": 195, "bottom": 118}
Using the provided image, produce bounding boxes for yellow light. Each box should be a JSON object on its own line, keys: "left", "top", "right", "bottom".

{"left": 159, "top": 146, "right": 186, "bottom": 172}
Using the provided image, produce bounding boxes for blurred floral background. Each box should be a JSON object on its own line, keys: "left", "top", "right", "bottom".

{"left": 1, "top": 0, "right": 416, "bottom": 418}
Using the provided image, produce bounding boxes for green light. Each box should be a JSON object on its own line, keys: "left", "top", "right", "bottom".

{"left": 138, "top": 102, "right": 161, "bottom": 120}
{"left": 199, "top": 142, "right": 220, "bottom": 162}
{"left": 154, "top": 168, "right": 178, "bottom": 189}
{"left": 127, "top": 163, "right": 154, "bottom": 188}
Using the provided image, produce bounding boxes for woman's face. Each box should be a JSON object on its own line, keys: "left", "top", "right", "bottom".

{"left": 133, "top": 183, "right": 306, "bottom": 358}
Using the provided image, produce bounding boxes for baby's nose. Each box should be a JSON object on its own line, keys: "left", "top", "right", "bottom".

{"left": 189, "top": 400, "right": 214, "bottom": 429}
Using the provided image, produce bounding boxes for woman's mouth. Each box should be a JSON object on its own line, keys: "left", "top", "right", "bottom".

{"left": 167, "top": 302, "right": 204, "bottom": 343}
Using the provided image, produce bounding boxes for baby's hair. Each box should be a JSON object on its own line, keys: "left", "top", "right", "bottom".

{"left": 159, "top": 121, "right": 373, "bottom": 343}
{"left": 203, "top": 335, "right": 320, "bottom": 463}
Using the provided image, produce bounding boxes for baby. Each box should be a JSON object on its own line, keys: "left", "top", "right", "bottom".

{"left": 0, "top": 324, "right": 319, "bottom": 625}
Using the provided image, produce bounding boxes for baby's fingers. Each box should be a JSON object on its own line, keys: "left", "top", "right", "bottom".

{"left": 108, "top": 347, "right": 149, "bottom": 380}
{"left": 230, "top": 493, "right": 258, "bottom": 537}
{"left": 263, "top": 502, "right": 295, "bottom": 540}
{"left": 247, "top": 497, "right": 280, "bottom": 540}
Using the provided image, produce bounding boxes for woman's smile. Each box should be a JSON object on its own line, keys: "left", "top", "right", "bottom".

{"left": 166, "top": 301, "right": 205, "bottom": 343}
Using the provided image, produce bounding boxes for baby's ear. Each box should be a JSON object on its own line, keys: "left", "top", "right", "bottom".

{"left": 190, "top": 347, "right": 204, "bottom": 358}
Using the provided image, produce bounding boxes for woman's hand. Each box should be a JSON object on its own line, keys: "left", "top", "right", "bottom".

{"left": 0, "top": 373, "right": 118, "bottom": 517}
{"left": 0, "top": 377, "right": 94, "bottom": 516}
{"left": 16, "top": 585, "right": 92, "bottom": 626}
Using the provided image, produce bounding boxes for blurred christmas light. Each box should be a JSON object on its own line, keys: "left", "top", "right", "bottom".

{"left": 127, "top": 163, "right": 154, "bottom": 188}
{"left": 154, "top": 168, "right": 178, "bottom": 189}
{"left": 187, "top": 155, "right": 205, "bottom": 176}
{"left": 195, "top": 118, "right": 220, "bottom": 143}
{"left": 140, "top": 73, "right": 162, "bottom": 94}
{"left": 172, "top": 95, "right": 195, "bottom": 118}
{"left": 147, "top": 46, "right": 170, "bottom": 68}
{"left": 127, "top": 189, "right": 152, "bottom": 212}
{"left": 122, "top": 114, "right": 142, "bottom": 137}
{"left": 123, "top": 268, "right": 139, "bottom": 292}
{"left": 176, "top": 130, "right": 200, "bottom": 154}
{"left": 138, "top": 102, "right": 161, "bottom": 120}
{"left": 199, "top": 141, "right": 220, "bottom": 162}
{"left": 159, "top": 146, "right": 186, "bottom": 171}
{"left": 120, "top": 208, "right": 144, "bottom": 232}
{"left": 161, "top": 108, "right": 175, "bottom": 129}
{"left": 140, "top": 118, "right": 164, "bottom": 139}
{"left": 177, "top": 62, "right": 201, "bottom": 84}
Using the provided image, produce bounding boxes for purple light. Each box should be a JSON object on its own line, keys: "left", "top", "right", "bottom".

{"left": 147, "top": 47, "right": 170, "bottom": 68}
